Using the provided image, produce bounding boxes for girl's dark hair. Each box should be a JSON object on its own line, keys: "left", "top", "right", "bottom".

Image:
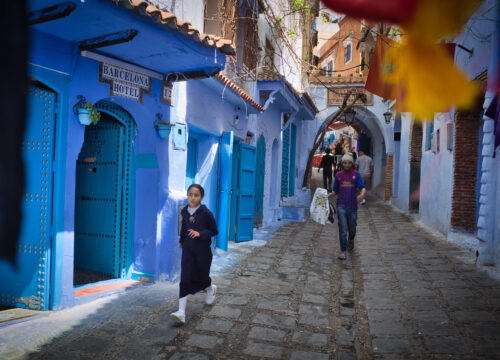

{"left": 187, "top": 184, "right": 205, "bottom": 198}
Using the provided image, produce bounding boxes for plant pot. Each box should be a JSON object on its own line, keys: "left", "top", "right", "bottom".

{"left": 156, "top": 124, "right": 172, "bottom": 139}
{"left": 78, "top": 108, "right": 92, "bottom": 125}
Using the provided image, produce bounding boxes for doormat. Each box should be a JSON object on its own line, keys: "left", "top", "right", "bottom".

{"left": 75, "top": 280, "right": 139, "bottom": 298}
{"left": 0, "top": 306, "right": 44, "bottom": 324}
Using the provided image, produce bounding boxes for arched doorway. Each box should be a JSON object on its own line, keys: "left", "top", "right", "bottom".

{"left": 74, "top": 101, "right": 136, "bottom": 285}
{"left": 254, "top": 135, "right": 266, "bottom": 227}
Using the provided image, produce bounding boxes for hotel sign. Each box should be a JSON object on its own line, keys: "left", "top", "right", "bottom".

{"left": 99, "top": 62, "right": 152, "bottom": 103}
{"left": 327, "top": 86, "right": 373, "bottom": 106}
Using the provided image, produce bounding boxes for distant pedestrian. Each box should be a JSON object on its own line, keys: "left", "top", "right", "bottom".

{"left": 328, "top": 154, "right": 366, "bottom": 260}
{"left": 355, "top": 150, "right": 373, "bottom": 205}
{"left": 350, "top": 147, "right": 357, "bottom": 162}
{"left": 318, "top": 148, "right": 335, "bottom": 191}
{"left": 335, "top": 140, "right": 344, "bottom": 168}
{"left": 171, "top": 184, "right": 218, "bottom": 324}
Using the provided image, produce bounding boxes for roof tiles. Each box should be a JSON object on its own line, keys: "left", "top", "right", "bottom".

{"left": 214, "top": 72, "right": 264, "bottom": 112}
{"left": 109, "top": 0, "right": 235, "bottom": 55}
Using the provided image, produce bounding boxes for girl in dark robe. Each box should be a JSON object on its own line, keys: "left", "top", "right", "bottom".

{"left": 171, "top": 184, "right": 218, "bottom": 324}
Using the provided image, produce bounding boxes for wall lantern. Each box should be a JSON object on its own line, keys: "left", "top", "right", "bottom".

{"left": 154, "top": 113, "right": 173, "bottom": 138}
{"left": 383, "top": 111, "right": 393, "bottom": 124}
{"left": 343, "top": 107, "right": 356, "bottom": 125}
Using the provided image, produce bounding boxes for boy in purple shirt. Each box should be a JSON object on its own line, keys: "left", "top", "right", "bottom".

{"left": 328, "top": 154, "right": 366, "bottom": 260}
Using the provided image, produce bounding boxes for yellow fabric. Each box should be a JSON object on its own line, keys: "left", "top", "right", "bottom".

{"left": 382, "top": 0, "right": 482, "bottom": 120}
{"left": 385, "top": 38, "right": 479, "bottom": 119}
{"left": 403, "top": 0, "right": 482, "bottom": 42}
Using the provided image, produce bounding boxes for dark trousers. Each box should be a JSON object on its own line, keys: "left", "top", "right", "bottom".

{"left": 337, "top": 206, "right": 357, "bottom": 251}
{"left": 323, "top": 170, "right": 333, "bottom": 191}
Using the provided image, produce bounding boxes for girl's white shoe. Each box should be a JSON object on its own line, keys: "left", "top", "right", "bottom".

{"left": 170, "top": 310, "right": 186, "bottom": 324}
{"left": 206, "top": 284, "right": 217, "bottom": 305}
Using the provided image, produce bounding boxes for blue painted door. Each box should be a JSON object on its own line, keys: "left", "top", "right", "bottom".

{"left": 0, "top": 86, "right": 55, "bottom": 310}
{"left": 281, "top": 126, "right": 290, "bottom": 197}
{"left": 74, "top": 114, "right": 124, "bottom": 278}
{"left": 229, "top": 139, "right": 240, "bottom": 242}
{"left": 216, "top": 132, "right": 233, "bottom": 251}
{"left": 288, "top": 124, "right": 297, "bottom": 197}
{"left": 236, "top": 143, "right": 256, "bottom": 242}
{"left": 254, "top": 135, "right": 266, "bottom": 227}
{"left": 186, "top": 136, "right": 198, "bottom": 189}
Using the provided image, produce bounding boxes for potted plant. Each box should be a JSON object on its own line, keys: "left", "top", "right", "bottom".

{"left": 153, "top": 113, "right": 172, "bottom": 138}
{"left": 155, "top": 122, "right": 173, "bottom": 138}
{"left": 73, "top": 96, "right": 101, "bottom": 125}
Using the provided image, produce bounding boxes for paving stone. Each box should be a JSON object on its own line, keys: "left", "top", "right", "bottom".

{"left": 372, "top": 338, "right": 410, "bottom": 354}
{"left": 208, "top": 306, "right": 241, "bottom": 319}
{"left": 290, "top": 351, "right": 329, "bottom": 360}
{"left": 169, "top": 352, "right": 209, "bottom": 360}
{"left": 219, "top": 295, "right": 248, "bottom": 305}
{"left": 118, "top": 342, "right": 162, "bottom": 359}
{"left": 445, "top": 296, "right": 487, "bottom": 310}
{"left": 423, "top": 337, "right": 472, "bottom": 354}
{"left": 291, "top": 331, "right": 328, "bottom": 346}
{"left": 258, "top": 298, "right": 290, "bottom": 312}
{"left": 367, "top": 310, "right": 401, "bottom": 322}
{"left": 369, "top": 321, "right": 407, "bottom": 336}
{"left": 417, "top": 322, "right": 460, "bottom": 336}
{"left": 299, "top": 313, "right": 330, "bottom": 327}
{"left": 338, "top": 326, "right": 355, "bottom": 345}
{"left": 252, "top": 313, "right": 296, "bottom": 329}
{"left": 337, "top": 351, "right": 357, "bottom": 360}
{"left": 410, "top": 310, "right": 449, "bottom": 322}
{"left": 364, "top": 298, "right": 398, "bottom": 311}
{"left": 243, "top": 341, "right": 283, "bottom": 358}
{"left": 302, "top": 293, "right": 328, "bottom": 304}
{"left": 452, "top": 310, "right": 498, "bottom": 323}
{"left": 401, "top": 287, "right": 435, "bottom": 297}
{"left": 427, "top": 272, "right": 457, "bottom": 280}
{"left": 406, "top": 298, "right": 441, "bottom": 311}
{"left": 248, "top": 326, "right": 286, "bottom": 342}
{"left": 195, "top": 318, "right": 234, "bottom": 333}
{"left": 364, "top": 280, "right": 393, "bottom": 290}
{"left": 69, "top": 336, "right": 110, "bottom": 353}
{"left": 394, "top": 272, "right": 422, "bottom": 281}
{"left": 299, "top": 303, "right": 328, "bottom": 315}
{"left": 185, "top": 334, "right": 223, "bottom": 349}
{"left": 465, "top": 324, "right": 500, "bottom": 337}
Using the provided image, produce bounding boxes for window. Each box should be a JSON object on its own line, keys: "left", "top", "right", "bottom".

{"left": 328, "top": 60, "right": 333, "bottom": 76}
{"left": 426, "top": 121, "right": 434, "bottom": 151}
{"left": 322, "top": 67, "right": 327, "bottom": 76}
{"left": 344, "top": 43, "right": 352, "bottom": 64}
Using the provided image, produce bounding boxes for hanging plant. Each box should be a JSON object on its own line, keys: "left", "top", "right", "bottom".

{"left": 73, "top": 95, "right": 101, "bottom": 125}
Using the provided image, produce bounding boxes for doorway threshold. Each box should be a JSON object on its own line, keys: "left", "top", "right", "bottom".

{"left": 0, "top": 306, "right": 46, "bottom": 327}
{"left": 74, "top": 279, "right": 143, "bottom": 305}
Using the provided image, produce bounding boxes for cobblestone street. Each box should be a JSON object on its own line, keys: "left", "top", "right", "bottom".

{"left": 2, "top": 200, "right": 500, "bottom": 359}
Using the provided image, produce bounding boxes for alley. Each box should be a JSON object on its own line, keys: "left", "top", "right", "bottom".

{"left": 1, "top": 200, "right": 499, "bottom": 360}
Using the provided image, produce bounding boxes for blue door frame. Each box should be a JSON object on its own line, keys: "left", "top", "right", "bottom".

{"left": 186, "top": 136, "right": 198, "bottom": 189}
{"left": 254, "top": 135, "right": 266, "bottom": 227}
{"left": 281, "top": 126, "right": 290, "bottom": 197}
{"left": 289, "top": 124, "right": 296, "bottom": 197}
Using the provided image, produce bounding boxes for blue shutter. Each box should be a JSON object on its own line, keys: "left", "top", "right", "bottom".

{"left": 186, "top": 137, "right": 198, "bottom": 189}
{"left": 288, "top": 124, "right": 296, "bottom": 196}
{"left": 281, "top": 126, "right": 290, "bottom": 197}
{"left": 235, "top": 143, "right": 256, "bottom": 242}
{"left": 254, "top": 135, "right": 266, "bottom": 226}
{"left": 216, "top": 132, "right": 233, "bottom": 250}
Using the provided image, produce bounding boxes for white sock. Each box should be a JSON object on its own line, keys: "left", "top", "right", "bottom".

{"left": 179, "top": 296, "right": 187, "bottom": 313}
{"left": 206, "top": 285, "right": 214, "bottom": 294}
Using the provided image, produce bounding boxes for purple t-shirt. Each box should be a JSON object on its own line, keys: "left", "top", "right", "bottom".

{"left": 333, "top": 170, "right": 366, "bottom": 210}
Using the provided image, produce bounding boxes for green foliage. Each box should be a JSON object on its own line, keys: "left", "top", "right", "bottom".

{"left": 288, "top": 28, "right": 295, "bottom": 38}
{"left": 293, "top": 0, "right": 304, "bottom": 10}
{"left": 83, "top": 102, "right": 101, "bottom": 125}
{"left": 390, "top": 27, "right": 401, "bottom": 38}
{"left": 275, "top": 16, "right": 282, "bottom": 27}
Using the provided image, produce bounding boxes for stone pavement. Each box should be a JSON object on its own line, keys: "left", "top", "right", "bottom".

{"left": 2, "top": 201, "right": 500, "bottom": 359}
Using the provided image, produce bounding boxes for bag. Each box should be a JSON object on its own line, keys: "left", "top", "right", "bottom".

{"left": 328, "top": 201, "right": 336, "bottom": 224}
{"left": 310, "top": 188, "right": 329, "bottom": 225}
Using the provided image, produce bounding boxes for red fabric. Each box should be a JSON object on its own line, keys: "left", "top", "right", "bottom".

{"left": 364, "top": 36, "right": 397, "bottom": 100}
{"left": 321, "top": 0, "right": 418, "bottom": 24}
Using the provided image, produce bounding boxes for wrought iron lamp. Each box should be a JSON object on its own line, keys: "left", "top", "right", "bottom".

{"left": 383, "top": 111, "right": 392, "bottom": 124}
{"left": 343, "top": 107, "right": 356, "bottom": 125}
